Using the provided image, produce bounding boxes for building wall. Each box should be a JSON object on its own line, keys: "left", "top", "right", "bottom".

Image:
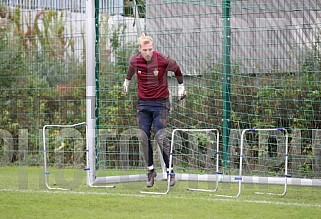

{"left": 146, "top": 0, "right": 321, "bottom": 75}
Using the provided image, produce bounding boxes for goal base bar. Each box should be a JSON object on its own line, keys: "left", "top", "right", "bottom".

{"left": 91, "top": 174, "right": 321, "bottom": 187}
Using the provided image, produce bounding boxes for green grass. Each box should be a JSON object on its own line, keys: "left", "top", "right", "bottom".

{"left": 0, "top": 166, "right": 321, "bottom": 219}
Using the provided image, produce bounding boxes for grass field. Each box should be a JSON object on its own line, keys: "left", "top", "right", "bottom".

{"left": 1, "top": 166, "right": 321, "bottom": 219}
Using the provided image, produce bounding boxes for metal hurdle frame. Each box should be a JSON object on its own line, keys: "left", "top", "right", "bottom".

{"left": 214, "top": 128, "right": 289, "bottom": 198}
{"left": 42, "top": 122, "right": 87, "bottom": 190}
{"left": 141, "top": 128, "right": 220, "bottom": 195}
{"left": 186, "top": 129, "right": 221, "bottom": 192}
{"left": 250, "top": 128, "right": 290, "bottom": 196}
{"left": 42, "top": 122, "right": 116, "bottom": 190}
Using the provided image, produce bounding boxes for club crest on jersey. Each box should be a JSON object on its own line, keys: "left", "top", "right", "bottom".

{"left": 153, "top": 68, "right": 159, "bottom": 76}
{"left": 138, "top": 70, "right": 141, "bottom": 74}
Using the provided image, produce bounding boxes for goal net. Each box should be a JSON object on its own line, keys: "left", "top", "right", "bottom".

{"left": 91, "top": 0, "right": 321, "bottom": 193}
{"left": 1, "top": 0, "right": 320, "bottom": 195}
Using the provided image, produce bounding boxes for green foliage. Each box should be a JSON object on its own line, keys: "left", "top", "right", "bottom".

{"left": 0, "top": 19, "right": 23, "bottom": 88}
{"left": 301, "top": 31, "right": 321, "bottom": 74}
{"left": 0, "top": 6, "right": 85, "bottom": 165}
{"left": 124, "top": 0, "right": 145, "bottom": 18}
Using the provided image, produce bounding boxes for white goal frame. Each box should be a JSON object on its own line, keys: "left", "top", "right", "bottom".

{"left": 75, "top": 0, "right": 321, "bottom": 197}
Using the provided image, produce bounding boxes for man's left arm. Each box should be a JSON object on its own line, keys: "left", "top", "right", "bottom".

{"left": 166, "top": 57, "right": 185, "bottom": 100}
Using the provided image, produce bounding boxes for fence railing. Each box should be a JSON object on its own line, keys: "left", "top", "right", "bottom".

{"left": 1, "top": 0, "right": 124, "bottom": 14}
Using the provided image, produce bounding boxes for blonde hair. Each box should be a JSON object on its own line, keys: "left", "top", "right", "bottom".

{"left": 138, "top": 33, "right": 154, "bottom": 47}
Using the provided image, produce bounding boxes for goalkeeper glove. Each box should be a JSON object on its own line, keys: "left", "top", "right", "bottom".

{"left": 177, "top": 83, "right": 186, "bottom": 101}
{"left": 123, "top": 79, "right": 130, "bottom": 95}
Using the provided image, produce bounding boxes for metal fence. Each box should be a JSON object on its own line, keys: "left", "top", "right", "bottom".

{"left": 1, "top": 0, "right": 124, "bottom": 14}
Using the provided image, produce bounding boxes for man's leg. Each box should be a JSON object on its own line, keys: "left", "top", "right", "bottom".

{"left": 137, "top": 105, "right": 156, "bottom": 187}
{"left": 153, "top": 104, "right": 176, "bottom": 186}
{"left": 138, "top": 129, "right": 153, "bottom": 169}
{"left": 154, "top": 129, "right": 171, "bottom": 170}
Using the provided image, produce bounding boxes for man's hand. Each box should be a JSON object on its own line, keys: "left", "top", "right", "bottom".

{"left": 123, "top": 79, "right": 130, "bottom": 95}
{"left": 178, "top": 83, "right": 186, "bottom": 101}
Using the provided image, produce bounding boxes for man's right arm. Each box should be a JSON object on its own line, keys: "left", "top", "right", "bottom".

{"left": 123, "top": 61, "right": 136, "bottom": 95}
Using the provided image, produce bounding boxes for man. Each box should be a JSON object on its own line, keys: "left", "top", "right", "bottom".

{"left": 123, "top": 33, "right": 186, "bottom": 188}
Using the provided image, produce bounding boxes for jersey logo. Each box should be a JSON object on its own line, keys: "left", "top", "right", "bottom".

{"left": 138, "top": 70, "right": 141, "bottom": 74}
{"left": 153, "top": 68, "right": 159, "bottom": 76}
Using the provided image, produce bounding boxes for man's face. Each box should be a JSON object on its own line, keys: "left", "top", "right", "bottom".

{"left": 139, "top": 42, "right": 154, "bottom": 61}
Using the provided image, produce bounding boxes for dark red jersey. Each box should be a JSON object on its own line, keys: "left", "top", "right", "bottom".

{"left": 126, "top": 51, "right": 183, "bottom": 100}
